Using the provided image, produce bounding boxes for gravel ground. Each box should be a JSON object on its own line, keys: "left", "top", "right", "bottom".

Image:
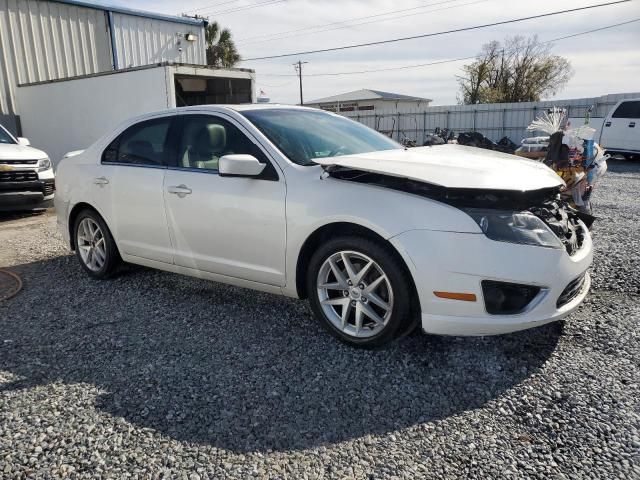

{"left": 0, "top": 160, "right": 638, "bottom": 479}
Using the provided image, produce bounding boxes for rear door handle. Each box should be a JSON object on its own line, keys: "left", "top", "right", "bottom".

{"left": 167, "top": 184, "right": 192, "bottom": 197}
{"left": 94, "top": 176, "right": 109, "bottom": 186}
{"left": 630, "top": 122, "right": 636, "bottom": 128}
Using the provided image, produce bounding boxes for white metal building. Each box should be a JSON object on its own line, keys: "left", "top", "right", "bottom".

{"left": 0, "top": 0, "right": 207, "bottom": 135}
{"left": 306, "top": 89, "right": 432, "bottom": 113}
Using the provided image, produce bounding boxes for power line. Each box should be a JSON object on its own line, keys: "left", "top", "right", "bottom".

{"left": 186, "top": 0, "right": 243, "bottom": 14}
{"left": 196, "top": 0, "right": 286, "bottom": 16}
{"left": 255, "top": 18, "right": 640, "bottom": 78}
{"left": 242, "top": 0, "right": 632, "bottom": 61}
{"left": 239, "top": 0, "right": 491, "bottom": 46}
{"left": 257, "top": 79, "right": 298, "bottom": 88}
{"left": 236, "top": 0, "right": 475, "bottom": 44}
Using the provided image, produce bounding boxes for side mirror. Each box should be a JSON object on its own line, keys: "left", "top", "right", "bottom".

{"left": 17, "top": 137, "right": 30, "bottom": 146}
{"left": 219, "top": 154, "right": 266, "bottom": 178}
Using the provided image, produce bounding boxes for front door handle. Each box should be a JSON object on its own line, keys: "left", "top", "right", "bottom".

{"left": 630, "top": 122, "right": 636, "bottom": 128}
{"left": 604, "top": 121, "right": 611, "bottom": 127}
{"left": 167, "top": 184, "right": 192, "bottom": 197}
{"left": 94, "top": 176, "right": 109, "bottom": 186}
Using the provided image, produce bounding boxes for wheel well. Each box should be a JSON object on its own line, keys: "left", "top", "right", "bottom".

{"left": 67, "top": 202, "right": 100, "bottom": 250}
{"left": 296, "top": 222, "right": 421, "bottom": 313}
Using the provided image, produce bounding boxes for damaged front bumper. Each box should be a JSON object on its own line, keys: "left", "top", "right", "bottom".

{"left": 390, "top": 221, "right": 592, "bottom": 336}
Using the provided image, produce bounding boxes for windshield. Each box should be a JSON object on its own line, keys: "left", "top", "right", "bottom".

{"left": 241, "top": 108, "right": 402, "bottom": 166}
{"left": 0, "top": 125, "right": 16, "bottom": 145}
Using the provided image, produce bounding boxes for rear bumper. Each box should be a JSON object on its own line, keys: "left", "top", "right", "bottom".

{"left": 391, "top": 225, "right": 593, "bottom": 336}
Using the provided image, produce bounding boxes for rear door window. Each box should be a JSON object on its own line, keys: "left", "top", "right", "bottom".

{"left": 612, "top": 101, "right": 640, "bottom": 119}
{"left": 102, "top": 117, "right": 173, "bottom": 167}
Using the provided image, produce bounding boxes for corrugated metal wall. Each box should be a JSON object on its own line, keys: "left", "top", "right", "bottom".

{"left": 340, "top": 92, "right": 640, "bottom": 144}
{"left": 0, "top": 0, "right": 113, "bottom": 133}
{"left": 0, "top": 0, "right": 207, "bottom": 135}
{"left": 111, "top": 13, "right": 206, "bottom": 70}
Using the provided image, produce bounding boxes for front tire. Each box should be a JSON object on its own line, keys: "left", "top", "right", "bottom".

{"left": 73, "top": 209, "right": 120, "bottom": 279}
{"left": 307, "top": 236, "right": 414, "bottom": 347}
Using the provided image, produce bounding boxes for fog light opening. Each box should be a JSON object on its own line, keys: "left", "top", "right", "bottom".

{"left": 481, "top": 281, "right": 541, "bottom": 315}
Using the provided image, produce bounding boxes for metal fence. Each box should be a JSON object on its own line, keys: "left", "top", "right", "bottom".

{"left": 339, "top": 92, "right": 640, "bottom": 144}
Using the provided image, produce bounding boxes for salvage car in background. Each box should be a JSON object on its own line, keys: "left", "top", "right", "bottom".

{"left": 54, "top": 106, "right": 592, "bottom": 347}
{"left": 0, "top": 124, "right": 54, "bottom": 211}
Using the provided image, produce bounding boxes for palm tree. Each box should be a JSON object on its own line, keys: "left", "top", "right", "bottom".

{"left": 205, "top": 22, "right": 241, "bottom": 68}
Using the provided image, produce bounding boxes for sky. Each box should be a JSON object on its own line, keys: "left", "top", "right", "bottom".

{"left": 115, "top": 0, "right": 639, "bottom": 105}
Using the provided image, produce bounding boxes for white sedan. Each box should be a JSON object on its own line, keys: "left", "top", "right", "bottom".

{"left": 55, "top": 105, "right": 592, "bottom": 347}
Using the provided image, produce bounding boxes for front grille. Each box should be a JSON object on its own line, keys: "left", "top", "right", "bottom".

{"left": 529, "top": 200, "right": 585, "bottom": 256}
{"left": 0, "top": 170, "right": 38, "bottom": 182}
{"left": 557, "top": 273, "right": 587, "bottom": 308}
{"left": 0, "top": 159, "right": 38, "bottom": 165}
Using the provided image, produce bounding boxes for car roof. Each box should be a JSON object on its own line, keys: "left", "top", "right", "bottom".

{"left": 122, "top": 104, "right": 329, "bottom": 130}
{"left": 179, "top": 104, "right": 321, "bottom": 113}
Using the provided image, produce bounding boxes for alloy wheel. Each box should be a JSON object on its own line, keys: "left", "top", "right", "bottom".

{"left": 77, "top": 218, "right": 107, "bottom": 272}
{"left": 316, "top": 250, "right": 394, "bottom": 338}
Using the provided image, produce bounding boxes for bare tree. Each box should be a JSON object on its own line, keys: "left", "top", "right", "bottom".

{"left": 205, "top": 21, "right": 241, "bottom": 68}
{"left": 458, "top": 36, "right": 573, "bottom": 104}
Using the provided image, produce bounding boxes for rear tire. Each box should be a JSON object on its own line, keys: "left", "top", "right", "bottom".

{"left": 73, "top": 209, "right": 120, "bottom": 279}
{"left": 307, "top": 236, "right": 414, "bottom": 348}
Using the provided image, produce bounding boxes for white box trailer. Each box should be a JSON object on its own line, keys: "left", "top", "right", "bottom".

{"left": 16, "top": 63, "right": 255, "bottom": 166}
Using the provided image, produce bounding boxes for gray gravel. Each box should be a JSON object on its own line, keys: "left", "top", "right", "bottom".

{"left": 0, "top": 160, "right": 639, "bottom": 479}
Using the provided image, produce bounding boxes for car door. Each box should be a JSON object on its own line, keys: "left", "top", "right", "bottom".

{"left": 94, "top": 115, "right": 176, "bottom": 264}
{"left": 601, "top": 101, "right": 640, "bottom": 151}
{"left": 162, "top": 113, "right": 287, "bottom": 286}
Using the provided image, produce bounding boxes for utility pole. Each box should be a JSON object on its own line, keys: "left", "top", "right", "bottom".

{"left": 293, "top": 60, "right": 308, "bottom": 105}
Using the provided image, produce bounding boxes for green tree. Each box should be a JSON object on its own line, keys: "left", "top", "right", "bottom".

{"left": 205, "top": 21, "right": 241, "bottom": 68}
{"left": 458, "top": 36, "right": 573, "bottom": 104}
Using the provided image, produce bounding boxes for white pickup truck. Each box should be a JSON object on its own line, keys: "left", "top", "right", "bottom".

{"left": 0, "top": 124, "right": 55, "bottom": 211}
{"left": 598, "top": 98, "right": 640, "bottom": 160}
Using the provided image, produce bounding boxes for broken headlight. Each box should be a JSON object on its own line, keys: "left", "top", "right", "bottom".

{"left": 464, "top": 209, "right": 563, "bottom": 249}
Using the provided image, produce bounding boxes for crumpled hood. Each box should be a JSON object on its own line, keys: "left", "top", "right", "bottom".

{"left": 314, "top": 144, "right": 563, "bottom": 191}
{"left": 0, "top": 143, "right": 48, "bottom": 161}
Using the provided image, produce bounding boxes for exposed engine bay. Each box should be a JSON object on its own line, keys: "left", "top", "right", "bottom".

{"left": 324, "top": 166, "right": 592, "bottom": 256}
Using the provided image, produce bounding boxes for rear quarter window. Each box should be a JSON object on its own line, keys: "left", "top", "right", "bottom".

{"left": 612, "top": 101, "right": 640, "bottom": 119}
